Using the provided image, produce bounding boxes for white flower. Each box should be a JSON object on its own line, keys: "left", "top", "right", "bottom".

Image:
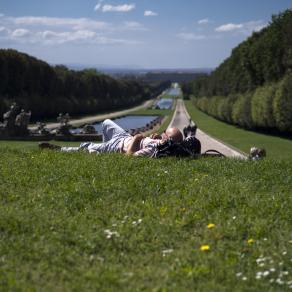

{"left": 162, "top": 249, "right": 174, "bottom": 256}
{"left": 263, "top": 271, "right": 270, "bottom": 277}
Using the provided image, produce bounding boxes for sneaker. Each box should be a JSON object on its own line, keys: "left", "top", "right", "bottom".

{"left": 39, "top": 142, "right": 61, "bottom": 150}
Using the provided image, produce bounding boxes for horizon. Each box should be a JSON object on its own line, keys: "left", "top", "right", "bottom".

{"left": 0, "top": 0, "right": 291, "bottom": 69}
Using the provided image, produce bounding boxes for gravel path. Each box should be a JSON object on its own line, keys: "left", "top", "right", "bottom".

{"left": 29, "top": 99, "right": 153, "bottom": 130}
{"left": 168, "top": 99, "right": 247, "bottom": 159}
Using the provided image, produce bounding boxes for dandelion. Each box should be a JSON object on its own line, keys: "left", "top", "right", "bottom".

{"left": 200, "top": 245, "right": 210, "bottom": 251}
{"left": 104, "top": 229, "right": 120, "bottom": 239}
{"left": 207, "top": 223, "right": 215, "bottom": 229}
{"left": 247, "top": 238, "right": 254, "bottom": 245}
{"left": 162, "top": 249, "right": 174, "bottom": 257}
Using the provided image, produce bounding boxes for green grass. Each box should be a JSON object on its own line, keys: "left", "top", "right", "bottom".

{"left": 0, "top": 148, "right": 291, "bottom": 291}
{"left": 185, "top": 101, "right": 292, "bottom": 160}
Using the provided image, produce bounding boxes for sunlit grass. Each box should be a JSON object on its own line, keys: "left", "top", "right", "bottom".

{"left": 0, "top": 148, "right": 291, "bottom": 290}
{"left": 185, "top": 100, "right": 292, "bottom": 160}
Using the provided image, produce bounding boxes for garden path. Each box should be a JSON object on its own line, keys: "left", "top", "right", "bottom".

{"left": 168, "top": 99, "right": 247, "bottom": 159}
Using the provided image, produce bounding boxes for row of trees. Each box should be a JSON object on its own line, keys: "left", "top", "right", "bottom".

{"left": 188, "top": 9, "right": 292, "bottom": 97}
{"left": 195, "top": 73, "right": 292, "bottom": 132}
{"left": 183, "top": 9, "right": 292, "bottom": 134}
{"left": 0, "top": 49, "right": 161, "bottom": 120}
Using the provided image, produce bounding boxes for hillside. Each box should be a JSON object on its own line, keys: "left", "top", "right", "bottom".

{"left": 0, "top": 148, "right": 291, "bottom": 290}
{"left": 185, "top": 9, "right": 292, "bottom": 134}
{"left": 0, "top": 50, "right": 162, "bottom": 121}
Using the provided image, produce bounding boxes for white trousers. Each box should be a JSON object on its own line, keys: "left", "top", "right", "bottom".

{"left": 61, "top": 119, "right": 131, "bottom": 153}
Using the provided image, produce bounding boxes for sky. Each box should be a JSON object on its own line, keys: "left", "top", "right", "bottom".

{"left": 0, "top": 0, "right": 291, "bottom": 69}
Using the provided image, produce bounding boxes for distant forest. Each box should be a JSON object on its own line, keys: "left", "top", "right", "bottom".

{"left": 141, "top": 72, "right": 208, "bottom": 83}
{"left": 0, "top": 49, "right": 166, "bottom": 120}
{"left": 183, "top": 9, "right": 292, "bottom": 133}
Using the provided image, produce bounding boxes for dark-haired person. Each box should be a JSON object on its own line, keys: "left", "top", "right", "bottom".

{"left": 39, "top": 119, "right": 183, "bottom": 157}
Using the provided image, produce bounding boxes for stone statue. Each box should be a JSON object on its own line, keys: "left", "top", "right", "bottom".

{"left": 36, "top": 122, "right": 50, "bottom": 135}
{"left": 3, "top": 102, "right": 18, "bottom": 130}
{"left": 56, "top": 113, "right": 71, "bottom": 135}
{"left": 15, "top": 109, "right": 31, "bottom": 134}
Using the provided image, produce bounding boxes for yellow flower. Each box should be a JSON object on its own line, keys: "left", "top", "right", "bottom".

{"left": 200, "top": 245, "right": 210, "bottom": 251}
{"left": 207, "top": 223, "right": 215, "bottom": 229}
{"left": 247, "top": 239, "right": 254, "bottom": 245}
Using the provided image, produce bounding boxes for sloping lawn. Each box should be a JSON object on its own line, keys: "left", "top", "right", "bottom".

{"left": 0, "top": 148, "right": 291, "bottom": 291}
{"left": 185, "top": 100, "right": 292, "bottom": 160}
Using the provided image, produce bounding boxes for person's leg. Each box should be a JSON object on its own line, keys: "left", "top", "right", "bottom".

{"left": 102, "top": 119, "right": 128, "bottom": 142}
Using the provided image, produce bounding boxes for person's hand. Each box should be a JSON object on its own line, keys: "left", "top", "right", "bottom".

{"left": 150, "top": 133, "right": 161, "bottom": 139}
{"left": 126, "top": 134, "right": 144, "bottom": 155}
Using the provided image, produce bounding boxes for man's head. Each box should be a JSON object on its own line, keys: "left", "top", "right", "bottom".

{"left": 161, "top": 127, "right": 183, "bottom": 143}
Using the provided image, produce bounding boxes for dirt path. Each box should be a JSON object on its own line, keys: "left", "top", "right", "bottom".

{"left": 29, "top": 99, "right": 154, "bottom": 130}
{"left": 168, "top": 99, "right": 247, "bottom": 159}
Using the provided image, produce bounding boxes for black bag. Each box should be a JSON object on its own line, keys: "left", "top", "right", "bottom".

{"left": 151, "top": 136, "right": 201, "bottom": 158}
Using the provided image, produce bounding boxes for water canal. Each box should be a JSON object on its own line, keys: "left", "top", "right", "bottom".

{"left": 71, "top": 115, "right": 159, "bottom": 134}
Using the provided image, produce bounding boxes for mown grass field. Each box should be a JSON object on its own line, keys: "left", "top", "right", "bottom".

{"left": 0, "top": 147, "right": 291, "bottom": 291}
{"left": 185, "top": 100, "right": 292, "bottom": 160}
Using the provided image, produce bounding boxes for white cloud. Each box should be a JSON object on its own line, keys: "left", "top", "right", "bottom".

{"left": 11, "top": 28, "right": 31, "bottom": 38}
{"left": 144, "top": 10, "right": 158, "bottom": 17}
{"left": 95, "top": 2, "right": 135, "bottom": 13}
{"left": 215, "top": 20, "right": 267, "bottom": 34}
{"left": 215, "top": 23, "right": 243, "bottom": 32}
{"left": 0, "top": 14, "right": 144, "bottom": 46}
{"left": 177, "top": 32, "right": 206, "bottom": 41}
{"left": 6, "top": 16, "right": 109, "bottom": 31}
{"left": 123, "top": 21, "right": 147, "bottom": 31}
{"left": 198, "top": 18, "right": 209, "bottom": 25}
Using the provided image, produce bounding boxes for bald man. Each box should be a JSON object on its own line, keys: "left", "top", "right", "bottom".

{"left": 39, "top": 119, "right": 183, "bottom": 157}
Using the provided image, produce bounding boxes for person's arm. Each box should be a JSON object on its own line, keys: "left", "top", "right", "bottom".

{"left": 126, "top": 134, "right": 144, "bottom": 155}
{"left": 150, "top": 133, "right": 162, "bottom": 139}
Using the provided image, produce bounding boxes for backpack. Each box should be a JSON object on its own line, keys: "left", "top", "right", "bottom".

{"left": 151, "top": 136, "right": 202, "bottom": 158}
{"left": 151, "top": 136, "right": 225, "bottom": 159}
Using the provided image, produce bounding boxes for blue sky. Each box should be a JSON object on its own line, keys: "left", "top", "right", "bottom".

{"left": 0, "top": 0, "right": 291, "bottom": 69}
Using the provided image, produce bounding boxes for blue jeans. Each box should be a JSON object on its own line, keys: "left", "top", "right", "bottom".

{"left": 61, "top": 119, "right": 131, "bottom": 153}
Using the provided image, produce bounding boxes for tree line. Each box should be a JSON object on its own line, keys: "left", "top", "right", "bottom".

{"left": 0, "top": 49, "right": 162, "bottom": 121}
{"left": 184, "top": 9, "right": 292, "bottom": 133}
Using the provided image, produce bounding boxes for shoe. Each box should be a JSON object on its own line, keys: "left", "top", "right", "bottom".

{"left": 39, "top": 142, "right": 61, "bottom": 150}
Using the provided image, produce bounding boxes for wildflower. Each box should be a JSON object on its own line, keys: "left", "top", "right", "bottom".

{"left": 236, "top": 272, "right": 242, "bottom": 277}
{"left": 242, "top": 276, "right": 247, "bottom": 281}
{"left": 232, "top": 216, "right": 236, "bottom": 220}
{"left": 247, "top": 238, "right": 254, "bottom": 245}
{"left": 263, "top": 271, "right": 270, "bottom": 277}
{"left": 162, "top": 249, "right": 174, "bottom": 256}
{"left": 200, "top": 245, "right": 210, "bottom": 251}
{"left": 207, "top": 223, "right": 215, "bottom": 229}
{"left": 282, "top": 251, "right": 287, "bottom": 255}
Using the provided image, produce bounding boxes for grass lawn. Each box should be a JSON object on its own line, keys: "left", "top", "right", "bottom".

{"left": 185, "top": 100, "right": 292, "bottom": 160}
{"left": 0, "top": 148, "right": 291, "bottom": 291}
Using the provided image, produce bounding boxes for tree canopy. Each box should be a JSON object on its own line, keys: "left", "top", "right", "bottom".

{"left": 0, "top": 49, "right": 161, "bottom": 120}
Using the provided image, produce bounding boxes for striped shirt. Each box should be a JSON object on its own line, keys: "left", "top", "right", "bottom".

{"left": 122, "top": 136, "right": 160, "bottom": 157}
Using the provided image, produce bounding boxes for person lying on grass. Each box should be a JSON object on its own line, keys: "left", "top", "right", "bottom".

{"left": 39, "top": 118, "right": 184, "bottom": 157}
